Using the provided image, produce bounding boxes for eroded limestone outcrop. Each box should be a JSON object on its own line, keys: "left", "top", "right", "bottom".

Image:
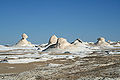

{"left": 15, "top": 33, "right": 34, "bottom": 47}
{"left": 43, "top": 37, "right": 90, "bottom": 53}
{"left": 71, "top": 38, "right": 84, "bottom": 46}
{"left": 48, "top": 35, "right": 58, "bottom": 45}
{"left": 56, "top": 38, "right": 72, "bottom": 49}
{"left": 95, "top": 37, "right": 112, "bottom": 48}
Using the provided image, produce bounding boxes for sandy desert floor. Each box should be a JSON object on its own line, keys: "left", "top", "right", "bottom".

{"left": 0, "top": 52, "right": 120, "bottom": 80}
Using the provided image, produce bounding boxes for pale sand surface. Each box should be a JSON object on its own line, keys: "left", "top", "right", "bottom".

{"left": 0, "top": 57, "right": 71, "bottom": 74}
{"left": 0, "top": 53, "right": 120, "bottom": 80}
{"left": 0, "top": 62, "right": 41, "bottom": 74}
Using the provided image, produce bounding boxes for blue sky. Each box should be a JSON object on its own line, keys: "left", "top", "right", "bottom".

{"left": 0, "top": 0, "right": 120, "bottom": 45}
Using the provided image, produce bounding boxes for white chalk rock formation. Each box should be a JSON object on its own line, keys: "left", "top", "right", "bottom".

{"left": 71, "top": 39, "right": 90, "bottom": 48}
{"left": 95, "top": 37, "right": 112, "bottom": 48}
{"left": 22, "top": 33, "right": 28, "bottom": 39}
{"left": 15, "top": 33, "right": 34, "bottom": 47}
{"left": 44, "top": 37, "right": 91, "bottom": 53}
{"left": 39, "top": 35, "right": 58, "bottom": 49}
{"left": 56, "top": 38, "right": 71, "bottom": 49}
{"left": 43, "top": 37, "right": 72, "bottom": 50}
{"left": 71, "top": 39, "right": 83, "bottom": 46}
{"left": 36, "top": 35, "right": 58, "bottom": 51}
{"left": 48, "top": 35, "right": 58, "bottom": 45}
{"left": 95, "top": 37, "right": 109, "bottom": 46}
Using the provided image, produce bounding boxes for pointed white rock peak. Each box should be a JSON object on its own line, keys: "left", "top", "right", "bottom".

{"left": 15, "top": 33, "right": 34, "bottom": 47}
{"left": 71, "top": 38, "right": 82, "bottom": 45}
{"left": 97, "top": 37, "right": 106, "bottom": 42}
{"left": 48, "top": 35, "right": 58, "bottom": 45}
{"left": 22, "top": 33, "right": 28, "bottom": 39}
{"left": 71, "top": 39, "right": 88, "bottom": 47}
{"left": 56, "top": 38, "right": 71, "bottom": 49}
{"left": 74, "top": 38, "right": 82, "bottom": 43}
{"left": 95, "top": 37, "right": 112, "bottom": 48}
{"left": 44, "top": 37, "right": 91, "bottom": 53}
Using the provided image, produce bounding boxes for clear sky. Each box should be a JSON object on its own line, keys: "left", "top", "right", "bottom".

{"left": 0, "top": 0, "right": 120, "bottom": 45}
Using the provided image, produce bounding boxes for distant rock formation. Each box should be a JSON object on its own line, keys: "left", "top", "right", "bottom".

{"left": 71, "top": 38, "right": 83, "bottom": 46}
{"left": 43, "top": 37, "right": 90, "bottom": 53}
{"left": 36, "top": 35, "right": 58, "bottom": 51}
{"left": 43, "top": 37, "right": 72, "bottom": 50}
{"left": 15, "top": 33, "right": 34, "bottom": 47}
{"left": 56, "top": 38, "right": 72, "bottom": 49}
{"left": 108, "top": 40, "right": 111, "bottom": 43}
{"left": 48, "top": 35, "right": 58, "bottom": 45}
{"left": 71, "top": 39, "right": 82, "bottom": 44}
{"left": 95, "top": 37, "right": 111, "bottom": 47}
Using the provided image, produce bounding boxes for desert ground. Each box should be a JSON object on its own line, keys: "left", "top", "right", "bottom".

{"left": 0, "top": 51, "right": 120, "bottom": 80}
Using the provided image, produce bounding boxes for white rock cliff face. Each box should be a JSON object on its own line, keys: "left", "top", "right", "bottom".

{"left": 48, "top": 35, "right": 58, "bottom": 45}
{"left": 95, "top": 37, "right": 112, "bottom": 48}
{"left": 56, "top": 38, "right": 71, "bottom": 49}
{"left": 71, "top": 39, "right": 86, "bottom": 47}
{"left": 15, "top": 33, "right": 34, "bottom": 47}
{"left": 44, "top": 37, "right": 90, "bottom": 53}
